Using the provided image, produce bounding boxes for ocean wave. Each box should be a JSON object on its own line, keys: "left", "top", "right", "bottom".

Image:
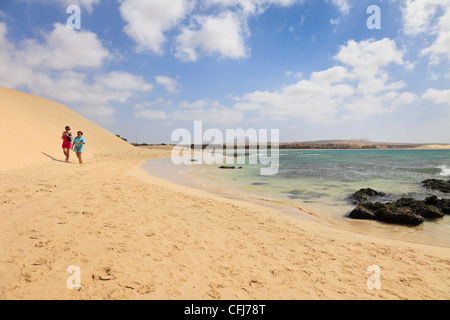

{"left": 438, "top": 165, "right": 450, "bottom": 177}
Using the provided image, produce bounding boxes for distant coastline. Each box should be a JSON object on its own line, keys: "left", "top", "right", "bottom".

{"left": 130, "top": 140, "right": 450, "bottom": 150}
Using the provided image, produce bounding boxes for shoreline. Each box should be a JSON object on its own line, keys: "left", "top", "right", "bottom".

{"left": 1, "top": 147, "right": 450, "bottom": 299}
{"left": 141, "top": 154, "right": 450, "bottom": 249}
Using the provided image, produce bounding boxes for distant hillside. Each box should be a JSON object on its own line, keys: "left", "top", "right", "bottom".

{"left": 147, "top": 140, "right": 450, "bottom": 150}
{"left": 279, "top": 140, "right": 449, "bottom": 149}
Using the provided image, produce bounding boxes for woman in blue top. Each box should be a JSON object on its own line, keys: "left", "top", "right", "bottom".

{"left": 72, "top": 131, "right": 86, "bottom": 164}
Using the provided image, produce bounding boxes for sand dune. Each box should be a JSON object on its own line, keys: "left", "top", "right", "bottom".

{"left": 0, "top": 87, "right": 133, "bottom": 171}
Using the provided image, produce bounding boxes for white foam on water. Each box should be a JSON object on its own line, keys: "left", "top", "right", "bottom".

{"left": 438, "top": 165, "right": 450, "bottom": 177}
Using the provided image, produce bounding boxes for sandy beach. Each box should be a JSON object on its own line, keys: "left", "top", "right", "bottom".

{"left": 1, "top": 88, "right": 450, "bottom": 299}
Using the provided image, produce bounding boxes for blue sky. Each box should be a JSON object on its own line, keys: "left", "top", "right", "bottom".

{"left": 0, "top": 0, "right": 449, "bottom": 143}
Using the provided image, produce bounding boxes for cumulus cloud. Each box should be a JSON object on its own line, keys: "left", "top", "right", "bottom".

{"left": 0, "top": 22, "right": 110, "bottom": 87}
{"left": 174, "top": 11, "right": 249, "bottom": 61}
{"left": 401, "top": 0, "right": 448, "bottom": 35}
{"left": 120, "top": 0, "right": 194, "bottom": 54}
{"left": 402, "top": 0, "right": 450, "bottom": 65}
{"left": 422, "top": 88, "right": 450, "bottom": 105}
{"left": 326, "top": 0, "right": 351, "bottom": 15}
{"left": 334, "top": 38, "right": 408, "bottom": 95}
{"left": 420, "top": 9, "right": 450, "bottom": 65}
{"left": 120, "top": 0, "right": 302, "bottom": 61}
{"left": 18, "top": 23, "right": 111, "bottom": 71}
{"left": 96, "top": 71, "right": 153, "bottom": 92}
{"left": 134, "top": 101, "right": 169, "bottom": 120}
{"left": 171, "top": 100, "right": 244, "bottom": 123}
{"left": 234, "top": 75, "right": 355, "bottom": 122}
{"left": 155, "top": 75, "right": 180, "bottom": 94}
{"left": 202, "top": 0, "right": 300, "bottom": 16}
{"left": 136, "top": 38, "right": 418, "bottom": 125}
{"left": 233, "top": 38, "right": 417, "bottom": 122}
{"left": 135, "top": 99, "right": 244, "bottom": 124}
{"left": 0, "top": 22, "right": 153, "bottom": 123}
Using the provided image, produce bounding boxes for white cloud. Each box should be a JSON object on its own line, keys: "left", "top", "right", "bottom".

{"left": 420, "top": 9, "right": 450, "bottom": 65}
{"left": 155, "top": 75, "right": 180, "bottom": 94}
{"left": 0, "top": 22, "right": 152, "bottom": 124}
{"left": 422, "top": 88, "right": 450, "bottom": 105}
{"left": 203, "top": 0, "right": 300, "bottom": 15}
{"left": 401, "top": 0, "right": 448, "bottom": 35}
{"left": 78, "top": 105, "right": 116, "bottom": 124}
{"left": 334, "top": 38, "right": 406, "bottom": 95}
{"left": 334, "top": 38, "right": 404, "bottom": 77}
{"left": 0, "top": 22, "right": 108, "bottom": 88}
{"left": 174, "top": 11, "right": 249, "bottom": 61}
{"left": 96, "top": 71, "right": 153, "bottom": 91}
{"left": 135, "top": 99, "right": 244, "bottom": 124}
{"left": 284, "top": 71, "right": 303, "bottom": 78}
{"left": 120, "top": 0, "right": 193, "bottom": 54}
{"left": 330, "top": 17, "right": 342, "bottom": 26}
{"left": 17, "top": 23, "right": 110, "bottom": 71}
{"left": 233, "top": 38, "right": 417, "bottom": 122}
{"left": 310, "top": 66, "right": 352, "bottom": 84}
{"left": 134, "top": 102, "right": 169, "bottom": 120}
{"left": 395, "top": 92, "right": 418, "bottom": 105}
{"left": 402, "top": 0, "right": 450, "bottom": 65}
{"left": 178, "top": 100, "right": 212, "bottom": 109}
{"left": 234, "top": 72, "right": 355, "bottom": 122}
{"left": 132, "top": 37, "right": 418, "bottom": 125}
{"left": 150, "top": 38, "right": 416, "bottom": 125}
{"left": 120, "top": 0, "right": 302, "bottom": 61}
{"left": 171, "top": 100, "right": 244, "bottom": 123}
{"left": 326, "top": 0, "right": 351, "bottom": 15}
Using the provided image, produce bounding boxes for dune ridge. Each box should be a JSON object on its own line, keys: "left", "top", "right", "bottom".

{"left": 0, "top": 87, "right": 133, "bottom": 171}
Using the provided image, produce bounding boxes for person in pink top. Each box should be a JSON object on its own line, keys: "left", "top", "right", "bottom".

{"left": 61, "top": 125, "right": 72, "bottom": 162}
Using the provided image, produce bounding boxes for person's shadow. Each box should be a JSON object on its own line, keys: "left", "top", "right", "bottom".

{"left": 41, "top": 152, "right": 70, "bottom": 163}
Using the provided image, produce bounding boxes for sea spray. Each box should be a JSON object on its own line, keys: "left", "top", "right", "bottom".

{"left": 438, "top": 165, "right": 450, "bottom": 177}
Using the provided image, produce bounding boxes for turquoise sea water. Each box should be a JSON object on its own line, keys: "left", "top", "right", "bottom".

{"left": 144, "top": 149, "right": 450, "bottom": 247}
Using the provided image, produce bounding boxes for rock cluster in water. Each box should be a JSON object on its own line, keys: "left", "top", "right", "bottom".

{"left": 348, "top": 181, "right": 450, "bottom": 226}
{"left": 422, "top": 179, "right": 450, "bottom": 193}
{"left": 348, "top": 188, "right": 386, "bottom": 204}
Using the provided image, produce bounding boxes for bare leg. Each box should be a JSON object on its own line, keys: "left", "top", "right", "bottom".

{"left": 76, "top": 152, "right": 83, "bottom": 164}
{"left": 63, "top": 148, "right": 70, "bottom": 162}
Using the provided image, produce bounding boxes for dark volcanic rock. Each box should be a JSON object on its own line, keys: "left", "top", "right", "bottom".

{"left": 219, "top": 166, "right": 236, "bottom": 169}
{"left": 349, "top": 202, "right": 424, "bottom": 226}
{"left": 375, "top": 204, "right": 424, "bottom": 226}
{"left": 348, "top": 188, "right": 386, "bottom": 204}
{"left": 422, "top": 179, "right": 450, "bottom": 193}
{"left": 424, "top": 196, "right": 450, "bottom": 215}
{"left": 348, "top": 186, "right": 450, "bottom": 226}
{"left": 347, "top": 203, "right": 377, "bottom": 220}
{"left": 395, "top": 198, "right": 444, "bottom": 219}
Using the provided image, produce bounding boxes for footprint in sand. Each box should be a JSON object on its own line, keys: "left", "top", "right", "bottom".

{"left": 92, "top": 267, "right": 116, "bottom": 281}
{"left": 28, "top": 230, "right": 42, "bottom": 240}
{"left": 124, "top": 281, "right": 155, "bottom": 294}
{"left": 33, "top": 241, "right": 50, "bottom": 248}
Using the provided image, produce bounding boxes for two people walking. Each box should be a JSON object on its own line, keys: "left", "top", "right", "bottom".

{"left": 62, "top": 126, "right": 85, "bottom": 164}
